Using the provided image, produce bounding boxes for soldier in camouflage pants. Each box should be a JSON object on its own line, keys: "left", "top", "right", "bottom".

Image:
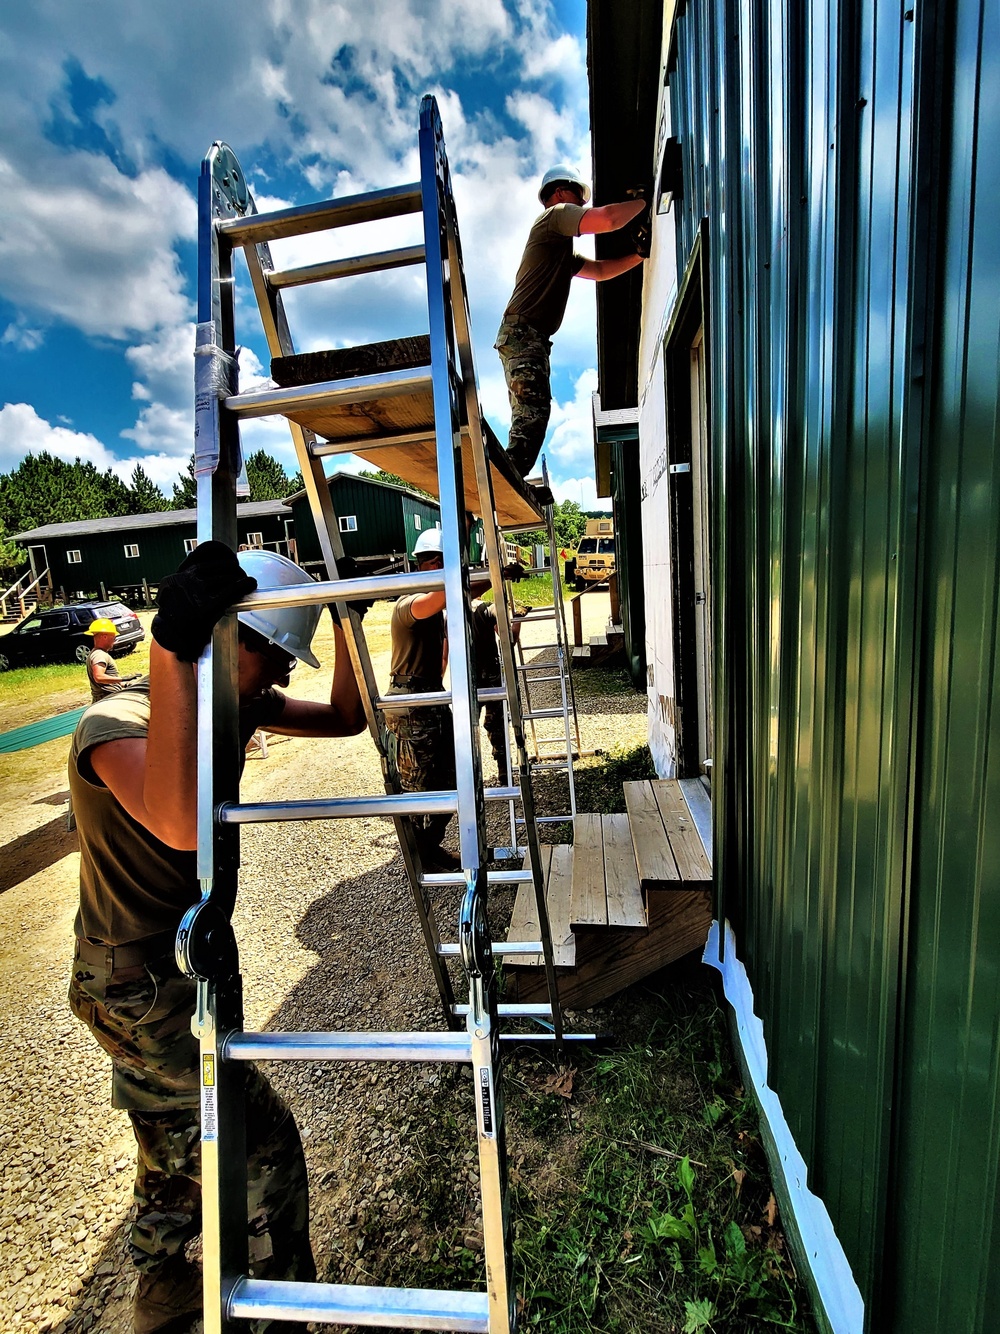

{"left": 385, "top": 682, "right": 457, "bottom": 851}
{"left": 494, "top": 319, "right": 552, "bottom": 479}
{"left": 68, "top": 952, "right": 313, "bottom": 1304}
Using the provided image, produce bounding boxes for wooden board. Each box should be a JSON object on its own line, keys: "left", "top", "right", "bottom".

{"left": 271, "top": 338, "right": 542, "bottom": 528}
{"left": 623, "top": 781, "right": 679, "bottom": 887}
{"left": 505, "top": 845, "right": 575, "bottom": 967}
{"left": 602, "top": 813, "right": 646, "bottom": 927}
{"left": 652, "top": 780, "right": 712, "bottom": 881}
{"left": 512, "top": 889, "right": 712, "bottom": 1008}
{"left": 571, "top": 814, "right": 607, "bottom": 926}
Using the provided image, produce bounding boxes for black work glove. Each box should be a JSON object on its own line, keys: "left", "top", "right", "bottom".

{"left": 152, "top": 541, "right": 257, "bottom": 663}
{"left": 626, "top": 187, "right": 651, "bottom": 258}
{"left": 327, "top": 554, "right": 376, "bottom": 624}
{"left": 502, "top": 561, "right": 527, "bottom": 582}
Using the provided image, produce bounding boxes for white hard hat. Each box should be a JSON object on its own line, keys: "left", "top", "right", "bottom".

{"left": 538, "top": 165, "right": 591, "bottom": 204}
{"left": 413, "top": 528, "right": 444, "bottom": 559}
{"left": 237, "top": 549, "right": 322, "bottom": 669}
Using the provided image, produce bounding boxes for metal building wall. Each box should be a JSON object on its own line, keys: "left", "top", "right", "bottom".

{"left": 666, "top": 0, "right": 1000, "bottom": 1328}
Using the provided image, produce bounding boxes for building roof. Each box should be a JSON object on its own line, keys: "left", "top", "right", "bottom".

{"left": 13, "top": 499, "right": 292, "bottom": 543}
{"left": 285, "top": 470, "right": 440, "bottom": 508}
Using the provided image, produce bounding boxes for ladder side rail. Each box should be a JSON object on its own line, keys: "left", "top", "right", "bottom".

{"left": 540, "top": 463, "right": 580, "bottom": 816}
{"left": 420, "top": 95, "right": 512, "bottom": 1334}
{"left": 435, "top": 128, "right": 564, "bottom": 1049}
{"left": 237, "top": 233, "right": 459, "bottom": 1024}
{"left": 418, "top": 101, "right": 486, "bottom": 876}
{"left": 190, "top": 141, "right": 258, "bottom": 1334}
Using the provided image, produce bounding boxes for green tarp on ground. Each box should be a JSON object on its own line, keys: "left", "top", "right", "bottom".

{"left": 0, "top": 706, "right": 86, "bottom": 754}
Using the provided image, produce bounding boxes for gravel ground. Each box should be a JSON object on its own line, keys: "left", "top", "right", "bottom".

{"left": 0, "top": 593, "right": 646, "bottom": 1333}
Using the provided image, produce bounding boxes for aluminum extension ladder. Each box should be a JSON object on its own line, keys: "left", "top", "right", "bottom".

{"left": 177, "top": 95, "right": 589, "bottom": 1333}
{"left": 490, "top": 457, "right": 583, "bottom": 852}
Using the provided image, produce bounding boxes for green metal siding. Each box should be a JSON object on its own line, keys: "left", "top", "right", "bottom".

{"left": 665, "top": 0, "right": 1000, "bottom": 1328}
{"left": 291, "top": 476, "right": 439, "bottom": 564}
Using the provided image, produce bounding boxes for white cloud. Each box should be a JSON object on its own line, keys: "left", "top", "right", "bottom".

{"left": 1, "top": 320, "right": 44, "bottom": 352}
{"left": 0, "top": 151, "right": 195, "bottom": 339}
{"left": 0, "top": 400, "right": 185, "bottom": 493}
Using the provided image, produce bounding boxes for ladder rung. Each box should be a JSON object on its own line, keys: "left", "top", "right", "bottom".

{"left": 452, "top": 1003, "right": 552, "bottom": 1017}
{"left": 515, "top": 815, "right": 568, "bottom": 825}
{"left": 236, "top": 567, "right": 441, "bottom": 613}
{"left": 229, "top": 1277, "right": 489, "bottom": 1332}
{"left": 522, "top": 708, "right": 565, "bottom": 720}
{"left": 224, "top": 1031, "right": 472, "bottom": 1063}
{"left": 225, "top": 367, "right": 431, "bottom": 420}
{"left": 421, "top": 870, "right": 534, "bottom": 887}
{"left": 377, "top": 687, "right": 507, "bottom": 710}
{"left": 485, "top": 786, "right": 520, "bottom": 801}
{"left": 520, "top": 641, "right": 561, "bottom": 650}
{"left": 512, "top": 612, "right": 555, "bottom": 623}
{"left": 437, "top": 941, "right": 541, "bottom": 956}
{"left": 268, "top": 244, "right": 426, "bottom": 290}
{"left": 218, "top": 182, "right": 422, "bottom": 244}
{"left": 218, "top": 791, "right": 458, "bottom": 825}
{"left": 312, "top": 428, "right": 435, "bottom": 458}
{"left": 518, "top": 673, "right": 562, "bottom": 682}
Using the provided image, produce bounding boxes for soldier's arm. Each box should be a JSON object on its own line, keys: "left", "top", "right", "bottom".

{"left": 578, "top": 200, "right": 646, "bottom": 234}
{"left": 410, "top": 589, "right": 447, "bottom": 620}
{"left": 576, "top": 254, "right": 645, "bottom": 282}
{"left": 89, "top": 642, "right": 198, "bottom": 850}
{"left": 268, "top": 624, "right": 367, "bottom": 738}
{"left": 89, "top": 658, "right": 119, "bottom": 688}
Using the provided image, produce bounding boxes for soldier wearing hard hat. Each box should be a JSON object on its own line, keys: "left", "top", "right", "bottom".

{"left": 67, "top": 544, "right": 366, "bottom": 1334}
{"left": 496, "top": 164, "right": 649, "bottom": 479}
{"left": 84, "top": 617, "right": 144, "bottom": 702}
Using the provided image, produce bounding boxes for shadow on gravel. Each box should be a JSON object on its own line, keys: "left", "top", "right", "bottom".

{"left": 0, "top": 814, "right": 77, "bottom": 894}
{"left": 48, "top": 1217, "right": 135, "bottom": 1334}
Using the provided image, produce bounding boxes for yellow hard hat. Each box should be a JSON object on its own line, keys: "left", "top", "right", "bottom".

{"left": 86, "top": 619, "right": 117, "bottom": 636}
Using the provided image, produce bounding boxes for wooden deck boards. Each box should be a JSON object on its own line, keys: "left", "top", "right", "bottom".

{"left": 652, "top": 781, "right": 711, "bottom": 881}
{"left": 505, "top": 845, "right": 575, "bottom": 967}
{"left": 603, "top": 813, "right": 646, "bottom": 927}
{"left": 623, "top": 780, "right": 680, "bottom": 886}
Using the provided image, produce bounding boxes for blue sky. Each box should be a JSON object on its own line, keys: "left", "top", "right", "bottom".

{"left": 0, "top": 0, "right": 607, "bottom": 511}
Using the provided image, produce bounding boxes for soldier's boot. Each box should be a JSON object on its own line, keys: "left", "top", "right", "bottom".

{"left": 133, "top": 1254, "right": 203, "bottom": 1334}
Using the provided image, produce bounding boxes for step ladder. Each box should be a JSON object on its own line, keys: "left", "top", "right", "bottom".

{"left": 178, "top": 95, "right": 590, "bottom": 1333}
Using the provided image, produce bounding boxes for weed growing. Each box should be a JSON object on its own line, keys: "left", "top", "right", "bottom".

{"left": 507, "top": 971, "right": 815, "bottom": 1332}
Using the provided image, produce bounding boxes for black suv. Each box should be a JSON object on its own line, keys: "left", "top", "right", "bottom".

{"left": 0, "top": 601, "right": 145, "bottom": 671}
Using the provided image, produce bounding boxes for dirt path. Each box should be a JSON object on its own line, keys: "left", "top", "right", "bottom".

{"left": 0, "top": 591, "right": 633, "bottom": 1333}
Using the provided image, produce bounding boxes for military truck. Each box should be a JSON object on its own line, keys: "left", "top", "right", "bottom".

{"left": 570, "top": 516, "right": 615, "bottom": 589}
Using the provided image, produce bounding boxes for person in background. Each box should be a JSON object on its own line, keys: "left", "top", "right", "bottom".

{"left": 496, "top": 165, "right": 648, "bottom": 479}
{"left": 84, "top": 618, "right": 144, "bottom": 702}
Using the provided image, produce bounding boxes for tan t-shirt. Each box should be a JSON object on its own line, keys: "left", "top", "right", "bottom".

{"left": 390, "top": 595, "right": 445, "bottom": 686}
{"left": 70, "top": 685, "right": 285, "bottom": 945}
{"left": 86, "top": 648, "right": 122, "bottom": 702}
{"left": 501, "top": 203, "right": 587, "bottom": 337}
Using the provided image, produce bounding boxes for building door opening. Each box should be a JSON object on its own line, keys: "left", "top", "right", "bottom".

{"left": 664, "top": 225, "right": 713, "bottom": 784}
{"left": 689, "top": 331, "right": 713, "bottom": 782}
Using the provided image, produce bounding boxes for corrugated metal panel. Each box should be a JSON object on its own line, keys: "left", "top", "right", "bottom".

{"left": 664, "top": 0, "right": 1000, "bottom": 1327}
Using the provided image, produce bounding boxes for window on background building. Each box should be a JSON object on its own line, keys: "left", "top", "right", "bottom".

{"left": 246, "top": 532, "right": 264, "bottom": 547}
{"left": 67, "top": 550, "right": 82, "bottom": 564}
{"left": 124, "top": 544, "right": 140, "bottom": 559}
{"left": 183, "top": 538, "right": 198, "bottom": 554}
{"left": 338, "top": 516, "right": 358, "bottom": 533}
{"left": 413, "top": 515, "right": 422, "bottom": 530}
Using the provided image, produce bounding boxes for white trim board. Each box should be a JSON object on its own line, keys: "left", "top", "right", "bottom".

{"left": 703, "top": 921, "right": 865, "bottom": 1334}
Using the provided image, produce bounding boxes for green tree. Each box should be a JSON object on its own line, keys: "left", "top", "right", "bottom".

{"left": 171, "top": 453, "right": 198, "bottom": 509}
{"left": 552, "top": 499, "right": 588, "bottom": 548}
{"left": 0, "top": 451, "right": 134, "bottom": 532}
{"left": 358, "top": 468, "right": 434, "bottom": 500}
{"left": 0, "top": 518, "right": 26, "bottom": 575}
{"left": 124, "top": 464, "right": 169, "bottom": 515}
{"left": 245, "top": 449, "right": 290, "bottom": 501}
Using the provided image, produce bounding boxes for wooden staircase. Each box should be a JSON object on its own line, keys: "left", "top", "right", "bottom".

{"left": 506, "top": 779, "right": 713, "bottom": 1009}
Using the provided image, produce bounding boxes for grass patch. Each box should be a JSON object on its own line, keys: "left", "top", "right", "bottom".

{"left": 340, "top": 977, "right": 815, "bottom": 1332}
{"left": 531, "top": 742, "right": 656, "bottom": 842}
{"left": 480, "top": 573, "right": 575, "bottom": 609}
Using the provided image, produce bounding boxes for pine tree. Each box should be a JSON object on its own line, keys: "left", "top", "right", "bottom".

{"left": 358, "top": 468, "right": 434, "bottom": 500}
{"left": 244, "top": 449, "right": 289, "bottom": 501}
{"left": 171, "top": 454, "right": 198, "bottom": 509}
{"left": 125, "top": 465, "right": 169, "bottom": 515}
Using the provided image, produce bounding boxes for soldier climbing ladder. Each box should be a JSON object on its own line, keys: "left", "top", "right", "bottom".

{"left": 178, "top": 95, "right": 592, "bottom": 1332}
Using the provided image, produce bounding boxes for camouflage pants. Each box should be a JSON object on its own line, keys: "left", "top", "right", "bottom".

{"left": 69, "top": 950, "right": 314, "bottom": 1312}
{"left": 478, "top": 677, "right": 508, "bottom": 775}
{"left": 385, "top": 694, "right": 456, "bottom": 848}
{"left": 495, "top": 319, "right": 552, "bottom": 477}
